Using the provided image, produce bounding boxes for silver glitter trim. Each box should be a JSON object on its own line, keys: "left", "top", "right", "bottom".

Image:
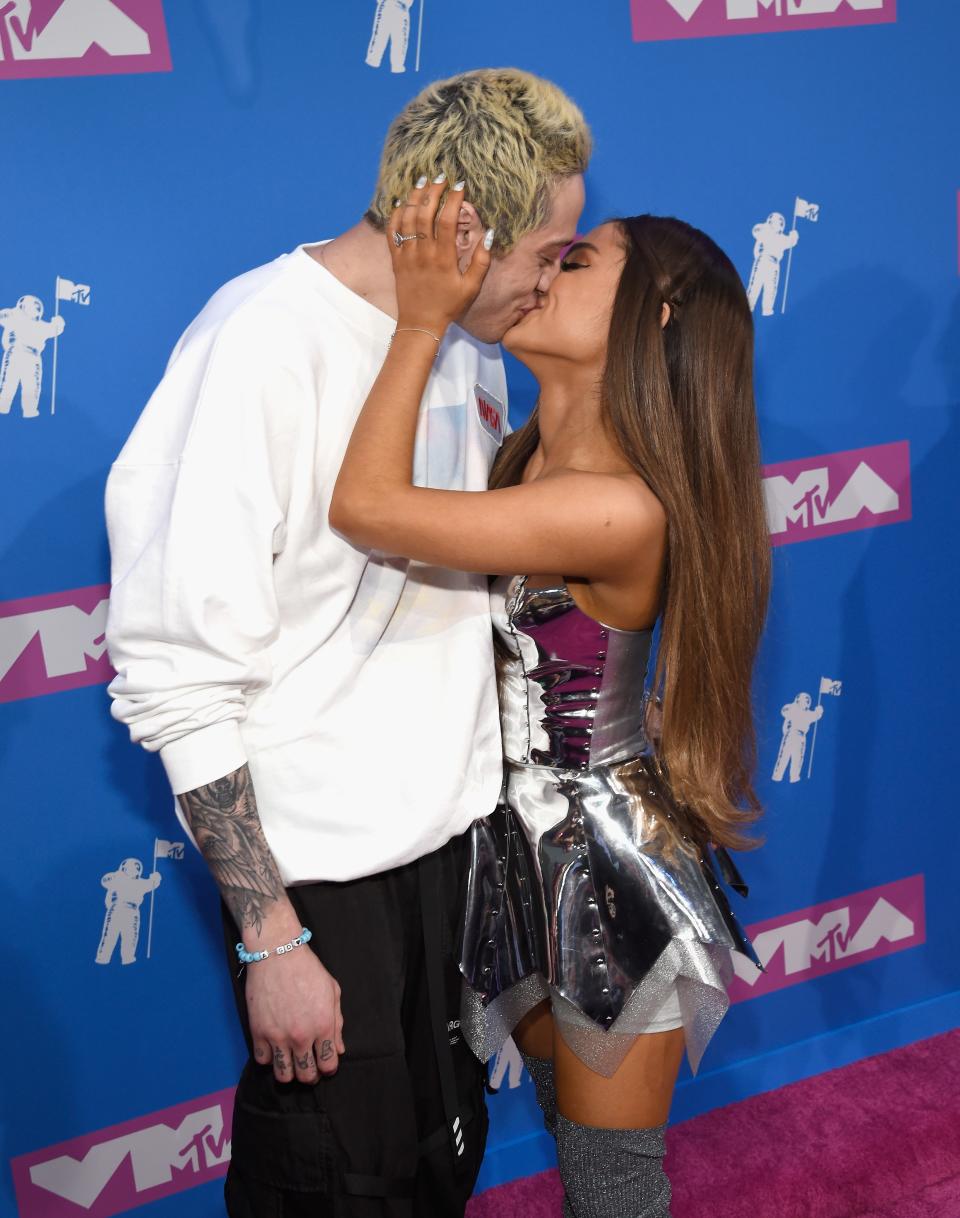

{"left": 460, "top": 972, "right": 549, "bottom": 1064}
{"left": 462, "top": 937, "right": 733, "bottom": 1079}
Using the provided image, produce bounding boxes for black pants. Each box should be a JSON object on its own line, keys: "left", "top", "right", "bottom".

{"left": 221, "top": 830, "right": 489, "bottom": 1217}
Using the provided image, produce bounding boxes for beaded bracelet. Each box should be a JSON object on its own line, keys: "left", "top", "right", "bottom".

{"left": 235, "top": 927, "right": 312, "bottom": 965}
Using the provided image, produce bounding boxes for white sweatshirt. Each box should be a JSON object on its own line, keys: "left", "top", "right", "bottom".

{"left": 105, "top": 243, "right": 506, "bottom": 883}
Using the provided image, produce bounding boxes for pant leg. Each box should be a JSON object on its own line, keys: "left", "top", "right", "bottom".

{"left": 120, "top": 907, "right": 139, "bottom": 964}
{"left": 22, "top": 354, "right": 41, "bottom": 417}
{"left": 788, "top": 736, "right": 804, "bottom": 782}
{"left": 406, "top": 832, "right": 488, "bottom": 1215}
{"left": 222, "top": 870, "right": 421, "bottom": 1218}
{"left": 762, "top": 265, "right": 779, "bottom": 316}
{"left": 0, "top": 352, "right": 18, "bottom": 414}
{"left": 220, "top": 830, "right": 487, "bottom": 1218}
{"left": 365, "top": 0, "right": 389, "bottom": 66}
{"left": 95, "top": 907, "right": 119, "bottom": 963}
{"left": 386, "top": 2, "right": 410, "bottom": 72}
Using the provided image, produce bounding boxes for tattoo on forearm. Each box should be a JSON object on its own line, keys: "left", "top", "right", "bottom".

{"left": 319, "top": 1040, "right": 334, "bottom": 1061}
{"left": 177, "top": 765, "right": 285, "bottom": 934}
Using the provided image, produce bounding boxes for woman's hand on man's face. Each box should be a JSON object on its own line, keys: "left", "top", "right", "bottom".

{"left": 388, "top": 174, "right": 494, "bottom": 334}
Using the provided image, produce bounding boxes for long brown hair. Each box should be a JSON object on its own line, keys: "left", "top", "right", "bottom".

{"left": 491, "top": 215, "right": 771, "bottom": 855}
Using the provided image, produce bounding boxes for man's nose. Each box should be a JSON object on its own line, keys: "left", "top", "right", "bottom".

{"left": 537, "top": 262, "right": 562, "bottom": 293}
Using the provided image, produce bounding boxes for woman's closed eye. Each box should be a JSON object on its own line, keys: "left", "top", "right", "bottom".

{"left": 560, "top": 259, "right": 588, "bottom": 272}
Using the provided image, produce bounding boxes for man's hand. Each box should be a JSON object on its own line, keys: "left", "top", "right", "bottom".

{"left": 176, "top": 765, "right": 346, "bottom": 1083}
{"left": 246, "top": 947, "right": 345, "bottom": 1083}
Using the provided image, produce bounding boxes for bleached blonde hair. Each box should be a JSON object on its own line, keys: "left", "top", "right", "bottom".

{"left": 366, "top": 68, "right": 591, "bottom": 252}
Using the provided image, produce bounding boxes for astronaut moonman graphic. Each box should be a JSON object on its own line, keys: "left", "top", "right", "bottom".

{"left": 0, "top": 296, "right": 65, "bottom": 418}
{"left": 772, "top": 693, "right": 824, "bottom": 784}
{"left": 95, "top": 858, "right": 161, "bottom": 966}
{"left": 365, "top": 0, "right": 413, "bottom": 74}
{"left": 747, "top": 213, "right": 799, "bottom": 317}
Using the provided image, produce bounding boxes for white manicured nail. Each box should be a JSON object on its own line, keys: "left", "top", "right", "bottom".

{"left": 483, "top": 228, "right": 495, "bottom": 251}
{"left": 453, "top": 180, "right": 465, "bottom": 192}
{"left": 415, "top": 175, "right": 428, "bottom": 188}
{"left": 433, "top": 172, "right": 447, "bottom": 184}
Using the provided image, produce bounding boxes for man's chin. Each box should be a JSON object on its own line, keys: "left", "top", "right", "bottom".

{"left": 459, "top": 301, "right": 535, "bottom": 346}
{"left": 457, "top": 313, "right": 508, "bottom": 345}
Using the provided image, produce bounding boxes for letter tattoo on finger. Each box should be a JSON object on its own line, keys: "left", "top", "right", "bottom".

{"left": 319, "top": 1040, "right": 335, "bottom": 1061}
{"left": 295, "top": 1051, "right": 315, "bottom": 1071}
{"left": 273, "top": 1047, "right": 288, "bottom": 1072}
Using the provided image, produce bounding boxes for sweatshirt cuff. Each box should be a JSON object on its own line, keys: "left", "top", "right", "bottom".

{"left": 160, "top": 721, "right": 249, "bottom": 795}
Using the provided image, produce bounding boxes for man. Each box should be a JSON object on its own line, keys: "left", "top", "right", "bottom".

{"left": 105, "top": 68, "right": 589, "bottom": 1216}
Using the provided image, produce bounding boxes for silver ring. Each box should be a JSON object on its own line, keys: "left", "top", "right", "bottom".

{"left": 393, "top": 231, "right": 421, "bottom": 247}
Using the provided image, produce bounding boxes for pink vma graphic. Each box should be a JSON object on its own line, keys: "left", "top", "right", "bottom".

{"left": 11, "top": 1088, "right": 234, "bottom": 1218}
{"left": 632, "top": 0, "right": 896, "bottom": 43}
{"left": 0, "top": 0, "right": 171, "bottom": 80}
{"left": 0, "top": 584, "right": 114, "bottom": 703}
{"left": 729, "top": 875, "right": 925, "bottom": 1001}
{"left": 762, "top": 440, "right": 911, "bottom": 546}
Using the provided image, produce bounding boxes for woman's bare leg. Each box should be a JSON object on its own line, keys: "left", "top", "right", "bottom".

{"left": 514, "top": 999, "right": 554, "bottom": 1060}
{"left": 513, "top": 1000, "right": 558, "bottom": 1138}
{"left": 554, "top": 1024, "right": 685, "bottom": 1129}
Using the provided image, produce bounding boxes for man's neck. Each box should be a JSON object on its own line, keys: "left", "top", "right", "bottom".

{"left": 306, "top": 220, "right": 398, "bottom": 320}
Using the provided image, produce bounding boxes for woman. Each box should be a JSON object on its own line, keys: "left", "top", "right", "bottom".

{"left": 330, "top": 177, "right": 770, "bottom": 1218}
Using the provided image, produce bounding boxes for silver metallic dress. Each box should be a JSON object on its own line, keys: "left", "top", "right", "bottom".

{"left": 460, "top": 576, "right": 764, "bottom": 1077}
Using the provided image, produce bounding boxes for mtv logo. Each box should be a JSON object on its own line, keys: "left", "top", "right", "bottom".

{"left": 729, "top": 875, "right": 925, "bottom": 1001}
{"left": 762, "top": 440, "right": 911, "bottom": 546}
{"left": 0, "top": 0, "right": 172, "bottom": 81}
{"left": 632, "top": 0, "right": 896, "bottom": 42}
{"left": 11, "top": 1088, "right": 235, "bottom": 1218}
{"left": 0, "top": 585, "right": 115, "bottom": 703}
{"left": 489, "top": 1037, "right": 524, "bottom": 1090}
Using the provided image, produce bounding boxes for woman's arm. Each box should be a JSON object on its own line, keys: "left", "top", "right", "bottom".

{"left": 329, "top": 177, "right": 661, "bottom": 579}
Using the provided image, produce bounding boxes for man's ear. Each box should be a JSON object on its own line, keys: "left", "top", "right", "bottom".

{"left": 455, "top": 200, "right": 484, "bottom": 270}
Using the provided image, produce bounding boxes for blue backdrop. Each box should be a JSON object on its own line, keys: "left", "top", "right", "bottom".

{"left": 2, "top": 2, "right": 958, "bottom": 1215}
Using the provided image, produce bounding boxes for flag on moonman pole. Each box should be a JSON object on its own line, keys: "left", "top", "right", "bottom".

{"left": 55, "top": 277, "right": 91, "bottom": 305}
{"left": 155, "top": 839, "right": 185, "bottom": 860}
{"left": 795, "top": 197, "right": 820, "bottom": 222}
{"left": 819, "top": 677, "right": 842, "bottom": 697}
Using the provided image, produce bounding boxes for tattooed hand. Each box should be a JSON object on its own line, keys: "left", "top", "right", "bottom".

{"left": 178, "top": 765, "right": 346, "bottom": 1083}
{"left": 247, "top": 950, "right": 345, "bottom": 1083}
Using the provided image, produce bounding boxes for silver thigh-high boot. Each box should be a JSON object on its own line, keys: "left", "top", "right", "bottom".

{"left": 520, "top": 1052, "right": 557, "bottom": 1138}
{"left": 555, "top": 1114, "right": 672, "bottom": 1218}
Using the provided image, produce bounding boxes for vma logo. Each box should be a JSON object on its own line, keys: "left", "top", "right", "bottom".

{"left": 0, "top": 585, "right": 114, "bottom": 703}
{"left": 763, "top": 441, "right": 911, "bottom": 546}
{"left": 0, "top": 0, "right": 171, "bottom": 80}
{"left": 730, "top": 875, "right": 925, "bottom": 1000}
{"left": 632, "top": 0, "right": 896, "bottom": 42}
{"left": 10, "top": 1088, "right": 234, "bottom": 1218}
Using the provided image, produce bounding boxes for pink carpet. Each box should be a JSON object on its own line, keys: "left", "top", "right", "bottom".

{"left": 467, "top": 1028, "right": 960, "bottom": 1218}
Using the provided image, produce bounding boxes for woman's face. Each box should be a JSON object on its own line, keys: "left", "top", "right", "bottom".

{"left": 502, "top": 222, "right": 627, "bottom": 368}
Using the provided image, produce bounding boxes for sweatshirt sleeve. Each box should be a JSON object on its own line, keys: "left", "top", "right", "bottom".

{"left": 105, "top": 304, "right": 304, "bottom": 795}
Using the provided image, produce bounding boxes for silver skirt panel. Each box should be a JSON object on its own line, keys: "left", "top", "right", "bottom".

{"left": 459, "top": 759, "right": 763, "bottom": 1076}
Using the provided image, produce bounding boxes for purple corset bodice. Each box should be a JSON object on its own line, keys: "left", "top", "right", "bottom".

{"left": 493, "top": 576, "right": 654, "bottom": 770}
